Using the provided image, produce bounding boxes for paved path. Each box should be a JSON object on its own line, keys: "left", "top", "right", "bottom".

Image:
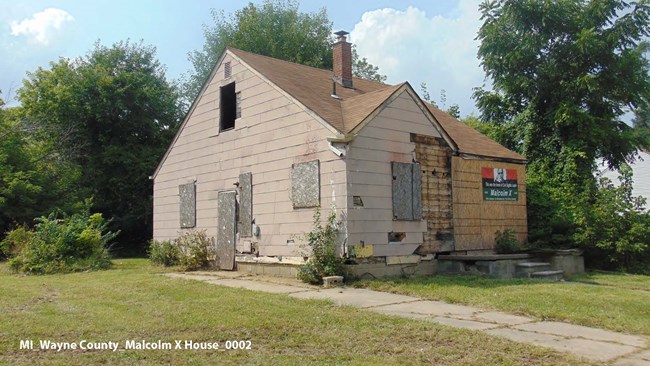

{"left": 165, "top": 271, "right": 650, "bottom": 365}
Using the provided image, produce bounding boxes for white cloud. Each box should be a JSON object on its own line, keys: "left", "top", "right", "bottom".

{"left": 351, "top": 1, "right": 484, "bottom": 116}
{"left": 10, "top": 8, "right": 74, "bottom": 45}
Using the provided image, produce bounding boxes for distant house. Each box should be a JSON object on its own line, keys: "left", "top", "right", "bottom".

{"left": 600, "top": 150, "right": 650, "bottom": 203}
{"left": 152, "top": 32, "right": 527, "bottom": 275}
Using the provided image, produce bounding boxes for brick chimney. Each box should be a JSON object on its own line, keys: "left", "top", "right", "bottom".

{"left": 333, "top": 30, "right": 353, "bottom": 89}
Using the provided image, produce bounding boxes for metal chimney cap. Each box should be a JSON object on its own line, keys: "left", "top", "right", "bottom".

{"left": 334, "top": 30, "right": 349, "bottom": 41}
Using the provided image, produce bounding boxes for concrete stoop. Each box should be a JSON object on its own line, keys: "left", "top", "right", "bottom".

{"left": 438, "top": 252, "right": 579, "bottom": 280}
{"left": 515, "top": 262, "right": 565, "bottom": 281}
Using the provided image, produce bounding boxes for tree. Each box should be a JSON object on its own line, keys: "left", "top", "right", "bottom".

{"left": 0, "top": 96, "right": 82, "bottom": 236}
{"left": 185, "top": 0, "right": 385, "bottom": 102}
{"left": 352, "top": 45, "right": 387, "bottom": 82}
{"left": 474, "top": 0, "right": 650, "bottom": 268}
{"left": 475, "top": 0, "right": 650, "bottom": 177}
{"left": 18, "top": 41, "right": 181, "bottom": 253}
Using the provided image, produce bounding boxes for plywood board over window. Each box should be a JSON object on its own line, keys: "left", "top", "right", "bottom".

{"left": 179, "top": 182, "right": 196, "bottom": 228}
{"left": 291, "top": 160, "right": 320, "bottom": 208}
{"left": 392, "top": 162, "right": 422, "bottom": 221}
{"left": 239, "top": 172, "right": 252, "bottom": 237}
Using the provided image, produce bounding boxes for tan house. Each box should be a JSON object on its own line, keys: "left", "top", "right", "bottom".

{"left": 152, "top": 32, "right": 527, "bottom": 275}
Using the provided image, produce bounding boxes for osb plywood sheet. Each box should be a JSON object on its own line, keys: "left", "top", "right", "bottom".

{"left": 217, "top": 191, "right": 236, "bottom": 270}
{"left": 291, "top": 160, "right": 320, "bottom": 208}
{"left": 179, "top": 183, "right": 196, "bottom": 228}
{"left": 452, "top": 157, "right": 527, "bottom": 251}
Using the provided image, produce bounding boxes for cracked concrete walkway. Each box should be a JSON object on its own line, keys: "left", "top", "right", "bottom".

{"left": 164, "top": 271, "right": 650, "bottom": 365}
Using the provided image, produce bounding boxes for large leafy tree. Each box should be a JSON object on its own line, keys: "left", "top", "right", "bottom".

{"left": 473, "top": 0, "right": 650, "bottom": 266}
{"left": 0, "top": 97, "right": 81, "bottom": 235}
{"left": 185, "top": 0, "right": 385, "bottom": 102}
{"left": 18, "top": 41, "right": 181, "bottom": 253}
{"left": 475, "top": 0, "right": 650, "bottom": 176}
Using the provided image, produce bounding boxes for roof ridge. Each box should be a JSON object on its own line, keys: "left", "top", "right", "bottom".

{"left": 228, "top": 47, "right": 392, "bottom": 88}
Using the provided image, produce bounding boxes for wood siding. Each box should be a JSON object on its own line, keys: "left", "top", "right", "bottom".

{"left": 412, "top": 134, "right": 454, "bottom": 253}
{"left": 451, "top": 157, "right": 527, "bottom": 251}
{"left": 346, "top": 91, "right": 438, "bottom": 256}
{"left": 153, "top": 53, "right": 347, "bottom": 257}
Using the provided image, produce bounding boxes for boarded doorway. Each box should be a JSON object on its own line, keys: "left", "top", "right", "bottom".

{"left": 411, "top": 133, "right": 454, "bottom": 253}
{"left": 217, "top": 191, "right": 237, "bottom": 270}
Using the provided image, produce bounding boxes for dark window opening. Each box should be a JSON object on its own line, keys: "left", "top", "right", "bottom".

{"left": 220, "top": 82, "right": 237, "bottom": 131}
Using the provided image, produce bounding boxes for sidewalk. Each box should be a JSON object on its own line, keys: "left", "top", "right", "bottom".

{"left": 164, "top": 271, "right": 650, "bottom": 365}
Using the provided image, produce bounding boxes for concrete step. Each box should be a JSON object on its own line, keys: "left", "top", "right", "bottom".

{"left": 531, "top": 270, "right": 564, "bottom": 281}
{"left": 515, "top": 262, "right": 551, "bottom": 278}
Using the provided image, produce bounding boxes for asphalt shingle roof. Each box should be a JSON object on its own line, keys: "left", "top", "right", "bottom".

{"left": 230, "top": 47, "right": 526, "bottom": 162}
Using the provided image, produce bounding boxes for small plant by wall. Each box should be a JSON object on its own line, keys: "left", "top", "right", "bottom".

{"left": 495, "top": 228, "right": 521, "bottom": 254}
{"left": 149, "top": 230, "right": 214, "bottom": 271}
{"left": 148, "top": 240, "right": 180, "bottom": 266}
{"left": 297, "top": 207, "right": 345, "bottom": 285}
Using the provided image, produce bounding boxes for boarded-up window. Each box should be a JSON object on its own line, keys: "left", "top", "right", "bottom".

{"left": 236, "top": 92, "right": 241, "bottom": 119}
{"left": 392, "top": 162, "right": 422, "bottom": 220}
{"left": 238, "top": 172, "right": 252, "bottom": 236}
{"left": 179, "top": 182, "right": 196, "bottom": 228}
{"left": 291, "top": 160, "right": 320, "bottom": 208}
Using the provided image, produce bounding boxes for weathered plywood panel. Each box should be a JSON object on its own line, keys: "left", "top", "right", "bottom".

{"left": 217, "top": 191, "right": 236, "bottom": 270}
{"left": 179, "top": 183, "right": 196, "bottom": 228}
{"left": 291, "top": 160, "right": 320, "bottom": 208}
{"left": 452, "top": 157, "right": 527, "bottom": 251}
{"left": 239, "top": 172, "right": 252, "bottom": 237}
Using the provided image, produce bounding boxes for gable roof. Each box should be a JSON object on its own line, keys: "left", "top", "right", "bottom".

{"left": 230, "top": 48, "right": 524, "bottom": 162}
{"left": 229, "top": 48, "right": 390, "bottom": 133}
{"left": 153, "top": 47, "right": 525, "bottom": 179}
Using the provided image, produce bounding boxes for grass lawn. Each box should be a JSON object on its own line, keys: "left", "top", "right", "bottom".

{"left": 0, "top": 259, "right": 595, "bottom": 365}
{"left": 354, "top": 273, "right": 650, "bottom": 336}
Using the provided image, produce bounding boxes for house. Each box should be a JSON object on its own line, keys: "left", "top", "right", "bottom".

{"left": 599, "top": 150, "right": 650, "bottom": 203}
{"left": 152, "top": 31, "right": 528, "bottom": 276}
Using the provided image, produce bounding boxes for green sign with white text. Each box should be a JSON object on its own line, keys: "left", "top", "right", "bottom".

{"left": 482, "top": 167, "right": 518, "bottom": 201}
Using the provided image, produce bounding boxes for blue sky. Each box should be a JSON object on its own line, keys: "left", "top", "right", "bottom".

{"left": 0, "top": 0, "right": 485, "bottom": 115}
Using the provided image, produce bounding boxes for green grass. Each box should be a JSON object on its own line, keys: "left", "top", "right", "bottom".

{"left": 570, "top": 271, "right": 650, "bottom": 291}
{"left": 0, "top": 259, "right": 595, "bottom": 365}
{"left": 354, "top": 274, "right": 650, "bottom": 336}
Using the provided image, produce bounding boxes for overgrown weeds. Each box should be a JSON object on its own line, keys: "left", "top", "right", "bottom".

{"left": 297, "top": 207, "right": 345, "bottom": 285}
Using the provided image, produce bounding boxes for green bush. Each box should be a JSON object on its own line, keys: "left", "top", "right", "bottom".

{"left": 526, "top": 164, "right": 650, "bottom": 273}
{"left": 148, "top": 240, "right": 179, "bottom": 266}
{"left": 298, "top": 208, "right": 345, "bottom": 285}
{"left": 0, "top": 226, "right": 32, "bottom": 260}
{"left": 5, "top": 207, "right": 116, "bottom": 274}
{"left": 578, "top": 167, "right": 650, "bottom": 273}
{"left": 175, "top": 230, "right": 214, "bottom": 271}
{"left": 495, "top": 229, "right": 520, "bottom": 254}
{"left": 148, "top": 230, "right": 214, "bottom": 271}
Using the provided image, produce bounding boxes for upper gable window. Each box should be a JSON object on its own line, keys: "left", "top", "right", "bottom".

{"left": 220, "top": 82, "right": 237, "bottom": 131}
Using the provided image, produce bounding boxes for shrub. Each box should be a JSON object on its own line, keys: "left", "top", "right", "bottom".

{"left": 148, "top": 240, "right": 179, "bottom": 266}
{"left": 6, "top": 207, "right": 116, "bottom": 274}
{"left": 495, "top": 229, "right": 521, "bottom": 254}
{"left": 0, "top": 226, "right": 32, "bottom": 260}
{"left": 175, "top": 230, "right": 214, "bottom": 271}
{"left": 148, "top": 230, "right": 214, "bottom": 271}
{"left": 298, "top": 208, "right": 345, "bottom": 285}
{"left": 578, "top": 167, "right": 650, "bottom": 272}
